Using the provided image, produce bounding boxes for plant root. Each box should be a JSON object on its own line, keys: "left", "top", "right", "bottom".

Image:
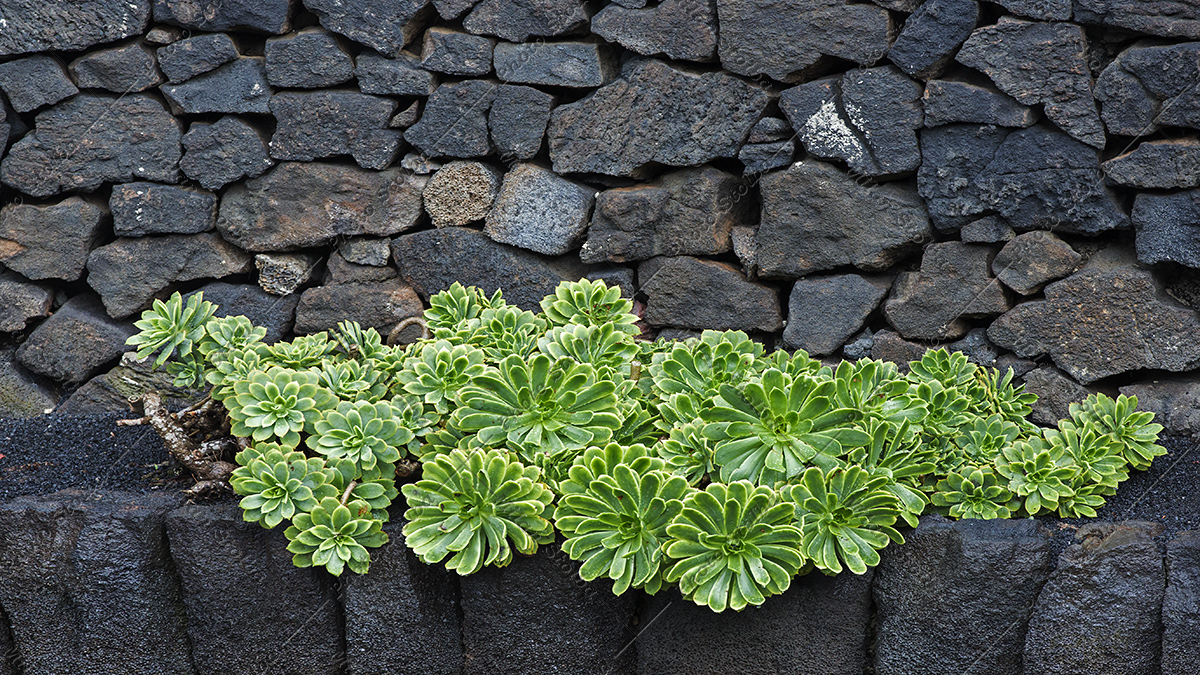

{"left": 124, "top": 391, "right": 236, "bottom": 497}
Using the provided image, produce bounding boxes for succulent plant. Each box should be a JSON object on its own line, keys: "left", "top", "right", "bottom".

{"left": 657, "top": 421, "right": 719, "bottom": 486}
{"left": 1055, "top": 479, "right": 1109, "bottom": 518}
{"left": 845, "top": 420, "right": 934, "bottom": 527}
{"left": 931, "top": 468, "right": 1014, "bottom": 519}
{"left": 663, "top": 481, "right": 805, "bottom": 612}
{"left": 227, "top": 367, "right": 334, "bottom": 448}
{"left": 970, "top": 367, "right": 1038, "bottom": 429}
{"left": 206, "top": 343, "right": 270, "bottom": 402}
{"left": 447, "top": 305, "right": 547, "bottom": 362}
{"left": 541, "top": 279, "right": 639, "bottom": 334}
{"left": 164, "top": 354, "right": 209, "bottom": 389}
{"left": 950, "top": 413, "right": 1024, "bottom": 471}
{"left": 402, "top": 448, "right": 555, "bottom": 574}
{"left": 397, "top": 340, "right": 488, "bottom": 413}
{"left": 832, "top": 359, "right": 926, "bottom": 429}
{"left": 753, "top": 348, "right": 826, "bottom": 379}
{"left": 559, "top": 443, "right": 666, "bottom": 494}
{"left": 649, "top": 330, "right": 762, "bottom": 408}
{"left": 333, "top": 320, "right": 388, "bottom": 360}
{"left": 316, "top": 358, "right": 388, "bottom": 403}
{"left": 127, "top": 291, "right": 216, "bottom": 368}
{"left": 1045, "top": 422, "right": 1128, "bottom": 489}
{"left": 1068, "top": 394, "right": 1165, "bottom": 472}
{"left": 285, "top": 497, "right": 388, "bottom": 575}
{"left": 425, "top": 282, "right": 506, "bottom": 336}
{"left": 784, "top": 466, "right": 904, "bottom": 575}
{"left": 197, "top": 314, "right": 267, "bottom": 361}
{"left": 538, "top": 322, "right": 638, "bottom": 373}
{"left": 908, "top": 348, "right": 977, "bottom": 390}
{"left": 995, "top": 437, "right": 1076, "bottom": 516}
{"left": 230, "top": 447, "right": 336, "bottom": 528}
{"left": 389, "top": 393, "right": 442, "bottom": 454}
{"left": 263, "top": 332, "right": 336, "bottom": 370}
{"left": 307, "top": 400, "right": 413, "bottom": 471}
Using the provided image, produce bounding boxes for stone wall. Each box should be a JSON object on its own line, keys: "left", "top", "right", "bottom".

{"left": 2, "top": 0, "right": 1200, "bottom": 430}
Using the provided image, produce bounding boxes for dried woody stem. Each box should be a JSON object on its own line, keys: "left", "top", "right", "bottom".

{"left": 123, "top": 391, "right": 237, "bottom": 499}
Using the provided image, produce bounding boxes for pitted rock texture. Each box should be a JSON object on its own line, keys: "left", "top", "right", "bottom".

{"left": 15, "top": 294, "right": 135, "bottom": 384}
{"left": 303, "top": 0, "right": 429, "bottom": 57}
{"left": 153, "top": 0, "right": 293, "bottom": 33}
{"left": 0, "top": 0, "right": 151, "bottom": 56}
{"left": 784, "top": 274, "right": 891, "bottom": 356}
{"left": 591, "top": 0, "right": 719, "bottom": 61}
{"left": 884, "top": 242, "right": 1011, "bottom": 341}
{"left": 69, "top": 41, "right": 165, "bottom": 93}
{"left": 0, "top": 197, "right": 110, "bottom": 281}
{"left": 642, "top": 256, "right": 782, "bottom": 332}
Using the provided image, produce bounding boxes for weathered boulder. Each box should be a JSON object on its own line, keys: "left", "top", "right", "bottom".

{"left": 749, "top": 117, "right": 792, "bottom": 143}
{"left": 1075, "top": 0, "right": 1200, "bottom": 39}
{"left": 323, "top": 251, "right": 399, "bottom": 285}
{"left": 405, "top": 80, "right": 497, "bottom": 158}
{"left": 217, "top": 162, "right": 426, "bottom": 251}
{"left": 110, "top": 182, "right": 216, "bottom": 236}
{"left": 0, "top": 0, "right": 150, "bottom": 56}
{"left": 0, "top": 94, "right": 181, "bottom": 198}
{"left": 739, "top": 140, "right": 796, "bottom": 175}
{"left": 303, "top": 0, "right": 429, "bottom": 57}
{"left": 462, "top": 0, "right": 590, "bottom": 42}
{"left": 69, "top": 40, "right": 165, "bottom": 93}
{"left": 254, "top": 252, "right": 321, "bottom": 296}
{"left": 1104, "top": 138, "right": 1200, "bottom": 189}
{"left": 988, "top": 261, "right": 1200, "bottom": 383}
{"left": 0, "top": 55, "right": 79, "bottom": 113}
{"left": 884, "top": 242, "right": 1010, "bottom": 341}
{"left": 160, "top": 58, "right": 271, "bottom": 114}
{"left": 0, "top": 196, "right": 109, "bottom": 281}
{"left": 269, "top": 90, "right": 403, "bottom": 170}
{"left": 642, "top": 256, "right": 782, "bottom": 332}
{"left": 871, "top": 329, "right": 929, "bottom": 372}
{"left": 874, "top": 516, "right": 1054, "bottom": 675}
{"left": 489, "top": 85, "right": 555, "bottom": 160}
{"left": 0, "top": 490, "right": 192, "bottom": 675}
{"left": 947, "top": 327, "right": 1000, "bottom": 367}
{"left": 423, "top": 160, "right": 503, "bottom": 228}
{"left": 1095, "top": 42, "right": 1200, "bottom": 137}
{"left": 145, "top": 25, "right": 184, "bottom": 44}
{"left": 917, "top": 124, "right": 1010, "bottom": 233}
{"left": 992, "top": 231, "right": 1081, "bottom": 295}
{"left": 888, "top": 0, "right": 980, "bottom": 80}
{"left": 493, "top": 42, "right": 617, "bottom": 88}
{"left": 294, "top": 279, "right": 424, "bottom": 334}
{"left": 639, "top": 571, "right": 874, "bottom": 675}
{"left": 591, "top": 0, "right": 718, "bottom": 62}
{"left": 166, "top": 501, "right": 343, "bottom": 674}
{"left": 156, "top": 32, "right": 239, "bottom": 83}
{"left": 957, "top": 17, "right": 1105, "bottom": 149}
{"left": 15, "top": 294, "right": 135, "bottom": 385}
{"left": 961, "top": 216, "right": 1016, "bottom": 243}
{"left": 485, "top": 163, "right": 595, "bottom": 255}
{"left": 188, "top": 281, "right": 298, "bottom": 343}
{"left": 0, "top": 272, "right": 52, "bottom": 333}
{"left": 991, "top": 0, "right": 1070, "bottom": 19}
{"left": 756, "top": 160, "right": 933, "bottom": 278}
{"left": 393, "top": 227, "right": 589, "bottom": 311}
{"left": 548, "top": 57, "right": 769, "bottom": 177}
{"left": 153, "top": 0, "right": 292, "bottom": 33}
{"left": 0, "top": 347, "right": 57, "bottom": 417}
{"left": 339, "top": 238, "right": 392, "bottom": 267}
{"left": 181, "top": 116, "right": 274, "bottom": 190}
{"left": 59, "top": 350, "right": 205, "bottom": 413}
{"left": 581, "top": 166, "right": 747, "bottom": 263}
{"left": 783, "top": 274, "right": 891, "bottom": 356}
{"left": 1024, "top": 365, "right": 1092, "bottom": 426}
{"left": 433, "top": 0, "right": 479, "bottom": 19}
{"left": 356, "top": 51, "right": 438, "bottom": 97}
{"left": 717, "top": 0, "right": 893, "bottom": 83}
{"left": 923, "top": 78, "right": 1036, "bottom": 128}
{"left": 1132, "top": 190, "right": 1200, "bottom": 268}
{"left": 420, "top": 27, "right": 495, "bottom": 76}
{"left": 1119, "top": 378, "right": 1200, "bottom": 438}
{"left": 264, "top": 28, "right": 354, "bottom": 88}
{"left": 1024, "top": 523, "right": 1165, "bottom": 675}
{"left": 1163, "top": 530, "right": 1200, "bottom": 675}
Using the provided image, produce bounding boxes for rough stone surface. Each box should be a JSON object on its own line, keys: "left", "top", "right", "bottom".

{"left": 992, "top": 231, "right": 1081, "bottom": 295}
{"left": 294, "top": 279, "right": 424, "bottom": 334}
{"left": 1095, "top": 42, "right": 1200, "bottom": 137}
{"left": 69, "top": 40, "right": 165, "bottom": 93}
{"left": 960, "top": 216, "right": 1016, "bottom": 243}
{"left": 874, "top": 516, "right": 1054, "bottom": 675}
{"left": 1024, "top": 523, "right": 1165, "bottom": 675}
{"left": 916, "top": 125, "right": 1009, "bottom": 231}
{"left": 304, "top": 0, "right": 429, "bottom": 57}
{"left": 494, "top": 42, "right": 617, "bottom": 88}
{"left": 423, "top": 160, "right": 503, "bottom": 227}
{"left": 160, "top": 58, "right": 271, "bottom": 114}
{"left": 923, "top": 78, "right": 1037, "bottom": 128}
{"left": 1119, "top": 379, "right": 1200, "bottom": 439}
{"left": 888, "top": 0, "right": 980, "bottom": 80}
{"left": 783, "top": 274, "right": 891, "bottom": 356}
{"left": 548, "top": 58, "right": 769, "bottom": 177}
{"left": 405, "top": 80, "right": 497, "bottom": 158}
{"left": 166, "top": 501, "right": 343, "bottom": 674}
{"left": 0, "top": 197, "right": 109, "bottom": 281}
{"left": 59, "top": 350, "right": 204, "bottom": 413}
{"left": 145, "top": 25, "right": 184, "bottom": 44}
{"left": 433, "top": 0, "right": 479, "bottom": 19}
{"left": 339, "top": 237, "right": 392, "bottom": 267}
{"left": 586, "top": 267, "right": 636, "bottom": 298}
{"left": 947, "top": 327, "right": 1000, "bottom": 367}
{"left": 639, "top": 571, "right": 873, "bottom": 675}
{"left": 0, "top": 490, "right": 192, "bottom": 675}
{"left": 15, "top": 294, "right": 135, "bottom": 384}
{"left": 217, "top": 162, "right": 426, "bottom": 251}
{"left": 391, "top": 101, "right": 423, "bottom": 128}
{"left": 462, "top": 0, "right": 591, "bottom": 42}
{"left": 187, "top": 281, "right": 298, "bottom": 343}
{"left": 884, "top": 242, "right": 1011, "bottom": 341}
{"left": 739, "top": 141, "right": 796, "bottom": 175}
{"left": 393, "top": 226, "right": 589, "bottom": 311}
{"left": 992, "top": 0, "right": 1070, "bottom": 19}
{"left": 580, "top": 166, "right": 748, "bottom": 263}
{"left": 1104, "top": 138, "right": 1200, "bottom": 190}
{"left": 489, "top": 85, "right": 555, "bottom": 160}
{"left": 749, "top": 117, "right": 791, "bottom": 143}
{"left": 1163, "top": 530, "right": 1200, "bottom": 675}
{"left": 356, "top": 51, "right": 438, "bottom": 97}
{"left": 0, "top": 94, "right": 182, "bottom": 198}
{"left": 0, "top": 0, "right": 151, "bottom": 57}
{"left": 757, "top": 160, "right": 933, "bottom": 278}
{"left": 420, "top": 27, "right": 495, "bottom": 76}
{"left": 156, "top": 33, "right": 240, "bottom": 83}
{"left": 591, "top": 0, "right": 718, "bottom": 62}
{"left": 1024, "top": 365, "right": 1093, "bottom": 426}
{"left": 870, "top": 329, "right": 928, "bottom": 372}
{"left": 989, "top": 262, "right": 1200, "bottom": 383}
{"left": 1075, "top": 0, "right": 1200, "bottom": 39}
{"left": 264, "top": 28, "right": 354, "bottom": 88}
{"left": 153, "top": 0, "right": 292, "bottom": 33}
{"left": 323, "top": 251, "right": 399, "bottom": 285}
{"left": 642, "top": 256, "right": 782, "bottom": 332}
{"left": 717, "top": 0, "right": 894, "bottom": 83}
{"left": 458, "top": 545, "right": 636, "bottom": 675}
{"left": 957, "top": 18, "right": 1105, "bottom": 149}
{"left": 110, "top": 181, "right": 216, "bottom": 236}
{"left": 86, "top": 233, "right": 254, "bottom": 318}
{"left": 485, "top": 163, "right": 595, "bottom": 255}
{"left": 181, "top": 116, "right": 274, "bottom": 190}
{"left": 0, "top": 347, "right": 57, "bottom": 417}
{"left": 342, "top": 515, "right": 463, "bottom": 675}
{"left": 0, "top": 272, "right": 52, "bottom": 333}
{"left": 1132, "top": 190, "right": 1200, "bottom": 269}
{"left": 254, "top": 252, "right": 321, "bottom": 296}
{"left": 269, "top": 90, "right": 402, "bottom": 170}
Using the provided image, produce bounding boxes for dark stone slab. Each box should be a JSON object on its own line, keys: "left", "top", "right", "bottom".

{"left": 1133, "top": 190, "right": 1200, "bottom": 269}
{"left": 58, "top": 350, "right": 205, "bottom": 414}
{"left": 0, "top": 55, "right": 79, "bottom": 113}
{"left": 294, "top": 279, "right": 424, "bottom": 334}
{"left": 0, "top": 0, "right": 150, "bottom": 57}
{"left": 484, "top": 163, "right": 594, "bottom": 255}
{"left": 548, "top": 57, "right": 769, "bottom": 177}
{"left": 156, "top": 32, "right": 239, "bottom": 83}
{"left": 947, "top": 327, "right": 999, "bottom": 367}
{"left": 960, "top": 216, "right": 1016, "bottom": 243}
{"left": 433, "top": 0, "right": 479, "bottom": 19}
{"left": 458, "top": 545, "right": 636, "bottom": 675}
{"left": 992, "top": 0, "right": 1070, "bottom": 19}
{"left": 923, "top": 79, "right": 1037, "bottom": 128}
{"left": 14, "top": 294, "right": 134, "bottom": 385}
{"left": 304, "top": 0, "right": 429, "bottom": 57}
{"left": 1164, "top": 530, "right": 1200, "bottom": 675}
{"left": 917, "top": 124, "right": 1010, "bottom": 233}
{"left": 1104, "top": 138, "right": 1200, "bottom": 189}
{"left": 322, "top": 251, "right": 398, "bottom": 285}
{"left": 420, "top": 27, "right": 495, "bottom": 76}
{"left": 339, "top": 237, "right": 392, "bottom": 267}
{"left": 356, "top": 50, "right": 438, "bottom": 97}
{"left": 874, "top": 516, "right": 1054, "bottom": 675}
{"left": 0, "top": 272, "right": 52, "bottom": 333}
{"left": 0, "top": 196, "right": 109, "bottom": 281}
{"left": 1119, "top": 379, "right": 1200, "bottom": 438}
{"left": 591, "top": 0, "right": 718, "bottom": 62}
{"left": 0, "top": 346, "right": 58, "bottom": 417}
{"left": 642, "top": 256, "right": 782, "bottom": 332}
{"left": 739, "top": 140, "right": 795, "bottom": 175}
{"left": 992, "top": 231, "right": 1081, "bottom": 295}
{"left": 0, "top": 490, "right": 192, "bottom": 675}
{"left": 749, "top": 117, "right": 791, "bottom": 143}
{"left": 489, "top": 85, "right": 554, "bottom": 161}
{"left": 166, "top": 501, "right": 343, "bottom": 675}
{"left": 462, "top": 0, "right": 590, "bottom": 42}
{"left": 264, "top": 28, "right": 354, "bottom": 88}
{"left": 181, "top": 115, "right": 274, "bottom": 191}
{"left": 217, "top": 162, "right": 426, "bottom": 251}
{"left": 269, "top": 90, "right": 403, "bottom": 169}
{"left": 1075, "top": 0, "right": 1200, "bottom": 39}
{"left": 494, "top": 41, "right": 617, "bottom": 88}
{"left": 639, "top": 571, "right": 874, "bottom": 675}
{"left": 884, "top": 242, "right": 1011, "bottom": 340}
{"left": 1095, "top": 42, "right": 1200, "bottom": 137}
{"left": 185, "top": 281, "right": 299, "bottom": 343}
{"left": 160, "top": 57, "right": 271, "bottom": 114}
{"left": 110, "top": 181, "right": 216, "bottom": 236}
{"left": 783, "top": 274, "right": 891, "bottom": 356}
{"left": 69, "top": 40, "right": 165, "bottom": 93}
{"left": 888, "top": 0, "right": 980, "bottom": 80}
{"left": 422, "top": 160, "right": 502, "bottom": 228}
{"left": 0, "top": 94, "right": 181, "bottom": 198}
{"left": 1024, "top": 522, "right": 1165, "bottom": 675}
{"left": 870, "top": 329, "right": 929, "bottom": 372}
{"left": 405, "top": 80, "right": 497, "bottom": 158}
{"left": 153, "top": 0, "right": 293, "bottom": 33}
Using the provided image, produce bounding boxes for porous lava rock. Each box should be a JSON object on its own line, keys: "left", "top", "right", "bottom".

{"left": 180, "top": 115, "right": 274, "bottom": 190}
{"left": 155, "top": 33, "right": 239, "bottom": 83}
{"left": 153, "top": 0, "right": 293, "bottom": 33}
{"left": 1103, "top": 138, "right": 1200, "bottom": 189}
{"left": 1023, "top": 365, "right": 1092, "bottom": 426}
{"left": 484, "top": 163, "right": 595, "bottom": 256}
{"left": 0, "top": 272, "right": 52, "bottom": 333}
{"left": 641, "top": 256, "right": 782, "bottom": 332}
{"left": 1119, "top": 378, "right": 1200, "bottom": 438}
{"left": 68, "top": 40, "right": 165, "bottom": 93}
{"left": 268, "top": 90, "right": 403, "bottom": 169}
{"left": 0, "top": 196, "right": 109, "bottom": 281}
{"left": 884, "top": 242, "right": 1010, "bottom": 341}
{"left": 991, "top": 231, "right": 1081, "bottom": 295}
{"left": 420, "top": 27, "right": 495, "bottom": 76}
{"left": 423, "top": 160, "right": 503, "bottom": 228}
{"left": 887, "top": 0, "right": 980, "bottom": 80}
{"left": 0, "top": 0, "right": 151, "bottom": 56}
{"left": 922, "top": 78, "right": 1036, "bottom": 128}
{"left": 591, "top": 0, "right": 718, "bottom": 62}
{"left": 356, "top": 51, "right": 438, "bottom": 96}
{"left": 160, "top": 58, "right": 271, "bottom": 114}
{"left": 1132, "top": 189, "right": 1200, "bottom": 268}
{"left": 493, "top": 42, "right": 617, "bottom": 88}
{"left": 294, "top": 279, "right": 424, "bottom": 334}
{"left": 109, "top": 182, "right": 217, "bottom": 236}
{"left": 461, "top": 0, "right": 590, "bottom": 42}
{"left": 0, "top": 347, "right": 58, "bottom": 417}
{"left": 783, "top": 274, "right": 891, "bottom": 356}
{"left": 264, "top": 28, "right": 354, "bottom": 88}
{"left": 0, "top": 55, "right": 79, "bottom": 113}
{"left": 405, "top": 80, "right": 497, "bottom": 158}
{"left": 1075, "top": 0, "right": 1200, "bottom": 39}
{"left": 15, "top": 294, "right": 135, "bottom": 384}
{"left": 488, "top": 85, "right": 555, "bottom": 160}
{"left": 303, "top": 0, "right": 429, "bottom": 57}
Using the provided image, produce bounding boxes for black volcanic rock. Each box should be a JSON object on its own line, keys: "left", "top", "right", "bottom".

{"left": 15, "top": 294, "right": 135, "bottom": 384}
{"left": 923, "top": 78, "right": 1037, "bottom": 128}
{"left": 109, "top": 182, "right": 216, "bottom": 236}
{"left": 642, "top": 256, "right": 782, "bottom": 332}
{"left": 269, "top": 90, "right": 403, "bottom": 169}
{"left": 591, "top": 0, "right": 718, "bottom": 62}
{"left": 420, "top": 27, "right": 495, "bottom": 76}
{"left": 783, "top": 274, "right": 891, "bottom": 356}
{"left": 156, "top": 32, "right": 239, "bottom": 83}
{"left": 883, "top": 242, "right": 1010, "bottom": 341}
{"left": 489, "top": 85, "right": 555, "bottom": 161}
{"left": 356, "top": 51, "right": 438, "bottom": 96}
{"left": 888, "top": 0, "right": 979, "bottom": 80}
{"left": 0, "top": 0, "right": 151, "bottom": 56}
{"left": 153, "top": 0, "right": 293, "bottom": 33}
{"left": 992, "top": 231, "right": 1081, "bottom": 295}
{"left": 494, "top": 42, "right": 616, "bottom": 88}
{"left": 69, "top": 40, "right": 165, "bottom": 92}
{"left": 0, "top": 55, "right": 79, "bottom": 113}
{"left": 303, "top": 0, "right": 429, "bottom": 57}
{"left": 405, "top": 80, "right": 497, "bottom": 158}
{"left": 1104, "top": 138, "right": 1200, "bottom": 189}
{"left": 160, "top": 57, "right": 271, "bottom": 114}
{"left": 462, "top": 0, "right": 590, "bottom": 42}
{"left": 1075, "top": 0, "right": 1200, "bottom": 39}
{"left": 1131, "top": 190, "right": 1200, "bottom": 269}
{"left": 264, "top": 28, "right": 354, "bottom": 88}
{"left": 1096, "top": 42, "right": 1200, "bottom": 137}
{"left": 0, "top": 196, "right": 109, "bottom": 281}
{"left": 180, "top": 115, "right": 275, "bottom": 190}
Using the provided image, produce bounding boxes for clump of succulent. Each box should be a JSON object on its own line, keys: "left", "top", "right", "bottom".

{"left": 539, "top": 323, "right": 638, "bottom": 373}
{"left": 994, "top": 437, "right": 1076, "bottom": 516}
{"left": 425, "top": 282, "right": 505, "bottom": 335}
{"left": 230, "top": 447, "right": 336, "bottom": 528}
{"left": 307, "top": 400, "right": 413, "bottom": 471}
{"left": 285, "top": 496, "right": 388, "bottom": 575}
{"left": 264, "top": 333, "right": 336, "bottom": 370}
{"left": 649, "top": 330, "right": 763, "bottom": 413}
{"left": 127, "top": 291, "right": 216, "bottom": 367}
{"left": 397, "top": 340, "right": 487, "bottom": 413}
{"left": 541, "top": 278, "right": 639, "bottom": 334}
{"left": 227, "top": 367, "right": 334, "bottom": 448}
{"left": 785, "top": 466, "right": 904, "bottom": 574}
{"left": 931, "top": 468, "right": 1014, "bottom": 519}
{"left": 316, "top": 359, "right": 388, "bottom": 403}
{"left": 1068, "top": 394, "right": 1165, "bottom": 471}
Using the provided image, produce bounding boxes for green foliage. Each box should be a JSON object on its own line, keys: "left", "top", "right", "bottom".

{"left": 931, "top": 468, "right": 1014, "bottom": 519}
{"left": 230, "top": 447, "right": 336, "bottom": 528}
{"left": 127, "top": 291, "right": 216, "bottom": 368}
{"left": 1068, "top": 394, "right": 1165, "bottom": 471}
{"left": 995, "top": 437, "right": 1075, "bottom": 516}
{"left": 227, "top": 367, "right": 334, "bottom": 448}
{"left": 785, "top": 466, "right": 904, "bottom": 575}
{"left": 397, "top": 340, "right": 487, "bottom": 413}
{"left": 541, "top": 278, "right": 639, "bottom": 334}
{"left": 285, "top": 497, "right": 388, "bottom": 575}
{"left": 307, "top": 400, "right": 413, "bottom": 471}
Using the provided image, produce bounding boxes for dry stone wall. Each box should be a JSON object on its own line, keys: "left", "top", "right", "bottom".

{"left": 1, "top": 0, "right": 1200, "bottom": 431}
